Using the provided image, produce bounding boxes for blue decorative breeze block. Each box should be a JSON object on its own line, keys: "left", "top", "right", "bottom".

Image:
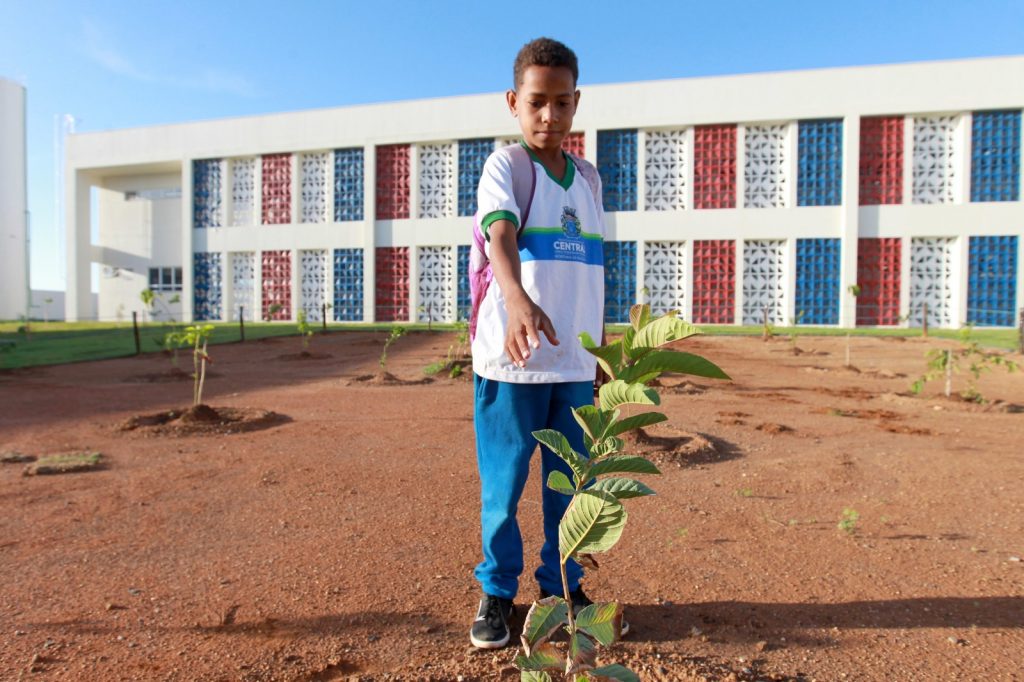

{"left": 967, "top": 236, "right": 1018, "bottom": 326}
{"left": 334, "top": 148, "right": 364, "bottom": 222}
{"left": 193, "top": 159, "right": 222, "bottom": 228}
{"left": 458, "top": 139, "right": 493, "bottom": 217}
{"left": 597, "top": 130, "right": 638, "bottom": 212}
{"left": 971, "top": 110, "right": 1021, "bottom": 203}
{"left": 795, "top": 238, "right": 841, "bottom": 325}
{"left": 193, "top": 252, "right": 222, "bottom": 320}
{"left": 333, "top": 248, "right": 364, "bottom": 321}
{"left": 798, "top": 120, "right": 843, "bottom": 206}
{"left": 457, "top": 245, "right": 471, "bottom": 321}
{"left": 603, "top": 241, "right": 636, "bottom": 323}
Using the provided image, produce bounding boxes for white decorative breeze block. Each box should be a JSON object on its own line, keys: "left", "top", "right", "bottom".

{"left": 644, "top": 241, "right": 687, "bottom": 316}
{"left": 418, "top": 144, "right": 455, "bottom": 219}
{"left": 300, "top": 152, "right": 330, "bottom": 224}
{"left": 744, "top": 124, "right": 788, "bottom": 208}
{"left": 912, "top": 116, "right": 959, "bottom": 204}
{"left": 645, "top": 130, "right": 688, "bottom": 211}
{"left": 230, "top": 252, "right": 256, "bottom": 320}
{"left": 742, "top": 239, "right": 786, "bottom": 325}
{"left": 909, "top": 237, "right": 954, "bottom": 328}
{"left": 495, "top": 137, "right": 521, "bottom": 150}
{"left": 231, "top": 158, "right": 256, "bottom": 226}
{"left": 418, "top": 246, "right": 454, "bottom": 322}
{"left": 299, "top": 250, "right": 327, "bottom": 320}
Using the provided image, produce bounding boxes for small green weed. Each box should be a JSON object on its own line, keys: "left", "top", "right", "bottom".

{"left": 838, "top": 508, "right": 860, "bottom": 535}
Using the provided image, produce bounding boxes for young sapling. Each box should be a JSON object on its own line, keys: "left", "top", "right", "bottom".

{"left": 515, "top": 304, "right": 729, "bottom": 681}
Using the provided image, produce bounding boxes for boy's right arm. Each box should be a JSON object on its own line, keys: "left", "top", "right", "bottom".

{"left": 488, "top": 219, "right": 559, "bottom": 368}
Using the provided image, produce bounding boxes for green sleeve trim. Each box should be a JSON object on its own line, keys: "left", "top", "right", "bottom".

{"left": 521, "top": 227, "right": 603, "bottom": 241}
{"left": 481, "top": 210, "right": 519, "bottom": 241}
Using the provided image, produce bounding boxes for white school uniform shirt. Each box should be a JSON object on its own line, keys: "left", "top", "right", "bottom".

{"left": 472, "top": 144, "right": 605, "bottom": 384}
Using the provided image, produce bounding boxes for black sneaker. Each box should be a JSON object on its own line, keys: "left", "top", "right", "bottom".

{"left": 470, "top": 594, "right": 515, "bottom": 649}
{"left": 539, "top": 586, "right": 630, "bottom": 636}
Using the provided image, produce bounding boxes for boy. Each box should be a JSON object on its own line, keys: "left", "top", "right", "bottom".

{"left": 469, "top": 37, "right": 607, "bottom": 649}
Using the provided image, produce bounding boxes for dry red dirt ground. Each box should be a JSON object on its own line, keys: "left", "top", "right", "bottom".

{"left": 1, "top": 331, "right": 1022, "bottom": 681}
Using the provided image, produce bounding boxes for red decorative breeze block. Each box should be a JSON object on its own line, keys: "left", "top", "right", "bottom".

{"left": 693, "top": 125, "right": 737, "bottom": 209}
{"left": 261, "top": 250, "right": 292, "bottom": 320}
{"left": 376, "top": 145, "right": 410, "bottom": 220}
{"left": 375, "top": 247, "right": 410, "bottom": 322}
{"left": 262, "top": 154, "right": 292, "bottom": 224}
{"left": 856, "top": 238, "right": 901, "bottom": 326}
{"left": 691, "top": 239, "right": 735, "bottom": 324}
{"left": 859, "top": 116, "right": 903, "bottom": 205}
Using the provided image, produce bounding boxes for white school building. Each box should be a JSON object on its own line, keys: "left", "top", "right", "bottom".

{"left": 63, "top": 56, "right": 1024, "bottom": 328}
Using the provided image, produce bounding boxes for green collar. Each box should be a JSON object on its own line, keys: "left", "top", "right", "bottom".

{"left": 521, "top": 141, "right": 575, "bottom": 190}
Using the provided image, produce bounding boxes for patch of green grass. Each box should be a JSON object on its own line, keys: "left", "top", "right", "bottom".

{"left": 605, "top": 323, "right": 1019, "bottom": 350}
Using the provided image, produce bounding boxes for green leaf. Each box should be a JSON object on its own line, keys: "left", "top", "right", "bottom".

{"left": 617, "top": 350, "right": 730, "bottom": 383}
{"left": 579, "top": 332, "right": 623, "bottom": 379}
{"left": 520, "top": 672, "right": 554, "bottom": 682}
{"left": 533, "top": 430, "right": 588, "bottom": 485}
{"left": 566, "top": 631, "right": 597, "bottom": 676}
{"left": 559, "top": 490, "right": 627, "bottom": 557}
{"left": 605, "top": 411, "right": 667, "bottom": 438}
{"left": 546, "top": 470, "right": 575, "bottom": 495}
{"left": 598, "top": 380, "right": 659, "bottom": 411}
{"left": 629, "top": 303, "right": 651, "bottom": 332}
{"left": 590, "top": 477, "right": 656, "bottom": 499}
{"left": 632, "top": 314, "right": 701, "bottom": 350}
{"left": 514, "top": 642, "right": 563, "bottom": 672}
{"left": 520, "top": 597, "right": 568, "bottom": 656}
{"left": 622, "top": 326, "right": 645, "bottom": 360}
{"left": 572, "top": 405, "right": 617, "bottom": 442}
{"left": 589, "top": 456, "right": 660, "bottom": 478}
{"left": 576, "top": 601, "right": 624, "bottom": 646}
{"left": 589, "top": 664, "right": 641, "bottom": 681}
{"left": 587, "top": 436, "right": 624, "bottom": 459}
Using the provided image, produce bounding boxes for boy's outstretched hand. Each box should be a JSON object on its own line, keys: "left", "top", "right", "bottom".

{"left": 504, "top": 290, "right": 558, "bottom": 368}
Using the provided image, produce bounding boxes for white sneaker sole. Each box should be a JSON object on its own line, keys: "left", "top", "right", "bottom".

{"left": 469, "top": 630, "right": 510, "bottom": 649}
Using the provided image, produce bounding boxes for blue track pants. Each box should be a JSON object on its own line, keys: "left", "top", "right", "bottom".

{"left": 473, "top": 374, "right": 592, "bottom": 599}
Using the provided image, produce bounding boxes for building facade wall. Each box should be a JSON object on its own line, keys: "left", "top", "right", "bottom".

{"left": 0, "top": 78, "right": 28, "bottom": 321}
{"left": 66, "top": 58, "right": 1024, "bottom": 328}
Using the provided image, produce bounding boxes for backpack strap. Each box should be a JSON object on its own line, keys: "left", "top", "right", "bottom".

{"left": 503, "top": 143, "right": 536, "bottom": 230}
{"left": 565, "top": 151, "right": 604, "bottom": 223}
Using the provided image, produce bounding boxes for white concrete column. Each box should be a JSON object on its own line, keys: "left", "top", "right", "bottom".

{"left": 734, "top": 239, "right": 745, "bottom": 325}
{"left": 899, "top": 236, "right": 912, "bottom": 327}
{"left": 636, "top": 240, "right": 647, "bottom": 307}
{"left": 786, "top": 121, "right": 799, "bottom": 209}
{"left": 685, "top": 127, "right": 696, "bottom": 211}
{"left": 363, "top": 144, "right": 377, "bottom": 322}
{"left": 291, "top": 153, "right": 300, "bottom": 228}
{"left": 409, "top": 144, "right": 420, "bottom": 220}
{"left": 785, "top": 238, "right": 798, "bottom": 324}
{"left": 223, "top": 159, "right": 234, "bottom": 227}
{"left": 635, "top": 130, "right": 647, "bottom": 212}
{"left": 683, "top": 239, "right": 694, "bottom": 322}
{"left": 957, "top": 113, "right": 972, "bottom": 205}
{"left": 181, "top": 162, "right": 194, "bottom": 322}
{"left": 65, "top": 169, "right": 94, "bottom": 322}
{"left": 838, "top": 114, "right": 861, "bottom": 328}
{"left": 255, "top": 250, "right": 264, "bottom": 321}
{"left": 902, "top": 115, "right": 915, "bottom": 205}
{"left": 735, "top": 124, "right": 747, "bottom": 210}
{"left": 955, "top": 236, "right": 970, "bottom": 327}
{"left": 584, "top": 128, "right": 597, "bottom": 163}
{"left": 409, "top": 246, "right": 420, "bottom": 324}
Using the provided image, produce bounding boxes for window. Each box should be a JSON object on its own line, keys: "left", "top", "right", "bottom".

{"left": 149, "top": 267, "right": 183, "bottom": 292}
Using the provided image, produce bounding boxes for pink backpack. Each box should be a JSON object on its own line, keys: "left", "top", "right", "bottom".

{"left": 468, "top": 143, "right": 602, "bottom": 340}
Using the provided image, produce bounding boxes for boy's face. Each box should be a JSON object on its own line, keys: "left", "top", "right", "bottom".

{"left": 507, "top": 65, "right": 580, "bottom": 153}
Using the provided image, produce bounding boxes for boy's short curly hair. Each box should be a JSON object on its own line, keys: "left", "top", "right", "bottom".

{"left": 513, "top": 37, "right": 578, "bottom": 90}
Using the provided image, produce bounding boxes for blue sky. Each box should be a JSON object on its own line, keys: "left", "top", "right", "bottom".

{"left": 3, "top": 0, "right": 1022, "bottom": 291}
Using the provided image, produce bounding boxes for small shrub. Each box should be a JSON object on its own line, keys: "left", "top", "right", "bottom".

{"left": 838, "top": 508, "right": 860, "bottom": 536}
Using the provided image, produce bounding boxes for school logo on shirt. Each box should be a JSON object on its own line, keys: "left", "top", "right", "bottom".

{"left": 560, "top": 206, "right": 581, "bottom": 238}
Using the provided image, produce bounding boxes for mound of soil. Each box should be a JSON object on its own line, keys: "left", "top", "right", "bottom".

{"left": 348, "top": 372, "right": 433, "bottom": 386}
{"left": 117, "top": 405, "right": 285, "bottom": 436}
{"left": 276, "top": 351, "right": 333, "bottom": 361}
{"left": 623, "top": 425, "right": 718, "bottom": 464}
{"left": 756, "top": 422, "right": 794, "bottom": 435}
{"left": 123, "top": 368, "right": 192, "bottom": 383}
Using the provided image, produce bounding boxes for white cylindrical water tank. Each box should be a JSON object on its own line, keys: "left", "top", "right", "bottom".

{"left": 0, "top": 78, "right": 28, "bottom": 321}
